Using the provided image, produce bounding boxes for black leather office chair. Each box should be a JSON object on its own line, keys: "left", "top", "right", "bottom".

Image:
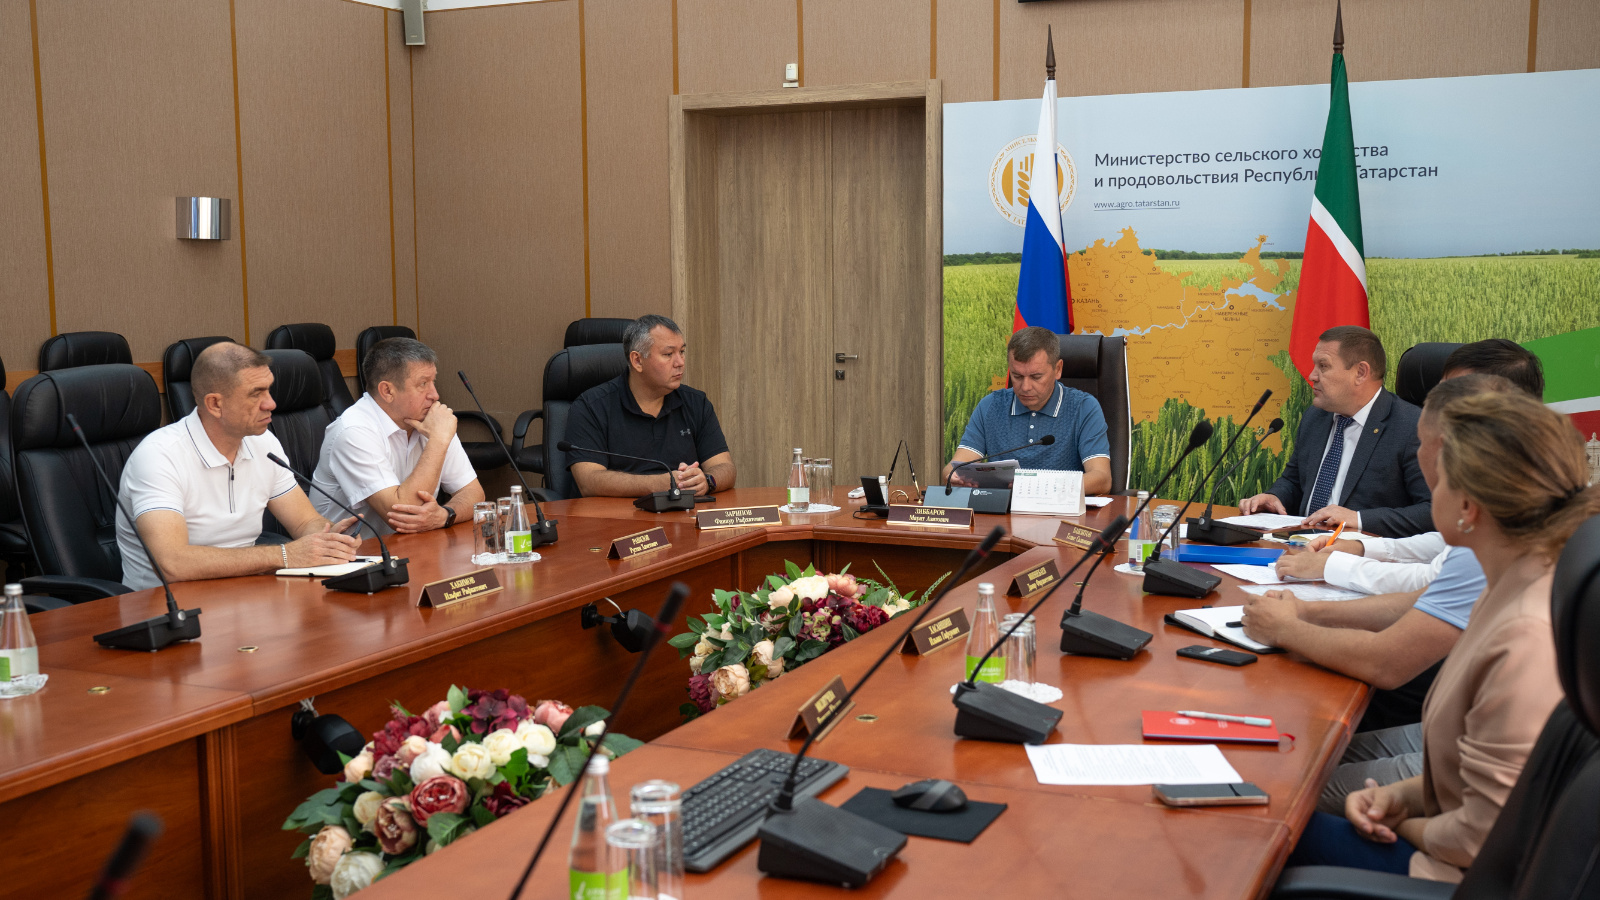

{"left": 38, "top": 331, "right": 133, "bottom": 371}
{"left": 1056, "top": 334, "right": 1132, "bottom": 494}
{"left": 265, "top": 323, "right": 356, "bottom": 417}
{"left": 1394, "top": 342, "right": 1463, "bottom": 409}
{"left": 161, "top": 336, "right": 235, "bottom": 421}
{"left": 10, "top": 364, "right": 160, "bottom": 602}
{"left": 522, "top": 343, "right": 630, "bottom": 499}
{"left": 563, "top": 318, "right": 634, "bottom": 348}
{"left": 258, "top": 350, "right": 332, "bottom": 538}
{"left": 0, "top": 357, "right": 33, "bottom": 581}
{"left": 354, "top": 325, "right": 506, "bottom": 473}
{"left": 1274, "top": 513, "right": 1600, "bottom": 900}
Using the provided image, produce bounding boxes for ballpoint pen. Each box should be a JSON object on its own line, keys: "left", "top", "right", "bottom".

{"left": 1177, "top": 710, "right": 1273, "bottom": 727}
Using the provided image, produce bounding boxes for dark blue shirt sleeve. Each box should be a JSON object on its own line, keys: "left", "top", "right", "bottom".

{"left": 957, "top": 393, "right": 992, "bottom": 457}
{"left": 1075, "top": 393, "right": 1111, "bottom": 465}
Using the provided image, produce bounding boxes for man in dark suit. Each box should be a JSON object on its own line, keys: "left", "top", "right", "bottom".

{"left": 1240, "top": 326, "right": 1431, "bottom": 537}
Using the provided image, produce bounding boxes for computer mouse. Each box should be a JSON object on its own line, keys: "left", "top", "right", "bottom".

{"left": 890, "top": 779, "right": 968, "bottom": 812}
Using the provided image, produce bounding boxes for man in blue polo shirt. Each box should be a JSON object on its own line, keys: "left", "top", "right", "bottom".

{"left": 942, "top": 326, "right": 1112, "bottom": 496}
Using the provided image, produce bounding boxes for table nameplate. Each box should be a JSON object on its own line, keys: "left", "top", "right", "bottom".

{"left": 1054, "top": 521, "right": 1100, "bottom": 551}
{"left": 417, "top": 568, "right": 501, "bottom": 609}
{"left": 608, "top": 527, "right": 672, "bottom": 560}
{"left": 899, "top": 607, "right": 970, "bottom": 656}
{"left": 1007, "top": 559, "right": 1061, "bottom": 599}
{"left": 697, "top": 505, "right": 783, "bottom": 530}
{"left": 788, "top": 674, "right": 854, "bottom": 741}
{"left": 886, "top": 504, "right": 974, "bottom": 530}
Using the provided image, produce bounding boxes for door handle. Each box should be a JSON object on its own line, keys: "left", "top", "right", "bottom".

{"left": 835, "top": 353, "right": 859, "bottom": 363}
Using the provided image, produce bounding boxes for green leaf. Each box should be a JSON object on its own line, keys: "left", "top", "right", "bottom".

{"left": 678, "top": 702, "right": 702, "bottom": 721}
{"left": 788, "top": 615, "right": 804, "bottom": 637}
{"left": 447, "top": 685, "right": 469, "bottom": 715}
{"left": 547, "top": 748, "right": 574, "bottom": 785}
{"left": 283, "top": 787, "right": 346, "bottom": 830}
{"left": 502, "top": 747, "right": 529, "bottom": 780}
{"left": 860, "top": 586, "right": 891, "bottom": 607}
{"left": 772, "top": 636, "right": 795, "bottom": 657}
{"left": 784, "top": 559, "right": 803, "bottom": 580}
{"left": 794, "top": 639, "right": 829, "bottom": 663}
{"left": 383, "top": 769, "right": 416, "bottom": 797}
{"left": 838, "top": 562, "right": 851, "bottom": 574}
{"left": 667, "top": 632, "right": 701, "bottom": 650}
{"left": 685, "top": 615, "right": 706, "bottom": 635}
{"left": 470, "top": 803, "right": 497, "bottom": 828}
{"left": 426, "top": 812, "right": 470, "bottom": 847}
{"left": 872, "top": 561, "right": 900, "bottom": 595}
{"left": 391, "top": 700, "right": 413, "bottom": 718}
{"left": 290, "top": 836, "right": 312, "bottom": 860}
{"left": 766, "top": 574, "right": 787, "bottom": 591}
{"left": 312, "top": 884, "right": 335, "bottom": 900}
{"left": 841, "top": 623, "right": 860, "bottom": 641}
{"left": 441, "top": 732, "right": 461, "bottom": 754}
{"left": 600, "top": 732, "right": 645, "bottom": 757}
{"left": 559, "top": 705, "right": 609, "bottom": 740}
{"left": 801, "top": 563, "right": 816, "bottom": 577}
{"left": 702, "top": 613, "right": 726, "bottom": 631}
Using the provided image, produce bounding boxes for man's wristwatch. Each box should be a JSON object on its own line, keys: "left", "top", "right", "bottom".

{"left": 705, "top": 472, "right": 717, "bottom": 494}
{"left": 443, "top": 505, "right": 458, "bottom": 528}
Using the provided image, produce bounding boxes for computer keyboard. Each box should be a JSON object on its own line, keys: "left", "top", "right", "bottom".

{"left": 681, "top": 747, "right": 848, "bottom": 872}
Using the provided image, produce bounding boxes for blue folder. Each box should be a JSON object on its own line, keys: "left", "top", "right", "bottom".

{"left": 1172, "top": 544, "right": 1283, "bottom": 566}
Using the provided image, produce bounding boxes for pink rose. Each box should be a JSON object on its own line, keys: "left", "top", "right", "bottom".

{"left": 532, "top": 700, "right": 574, "bottom": 734}
{"left": 710, "top": 664, "right": 752, "bottom": 702}
{"left": 423, "top": 700, "right": 453, "bottom": 729}
{"left": 371, "top": 754, "right": 400, "bottom": 781}
{"left": 428, "top": 723, "right": 461, "bottom": 745}
{"left": 374, "top": 798, "right": 419, "bottom": 855}
{"left": 395, "top": 735, "right": 429, "bottom": 769}
{"left": 825, "top": 573, "right": 846, "bottom": 595}
{"left": 341, "top": 749, "right": 373, "bottom": 784}
{"left": 837, "top": 573, "right": 859, "bottom": 598}
{"left": 306, "top": 825, "right": 352, "bottom": 885}
{"left": 409, "top": 775, "right": 469, "bottom": 826}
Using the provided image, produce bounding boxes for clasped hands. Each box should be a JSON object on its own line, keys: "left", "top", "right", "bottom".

{"left": 388, "top": 490, "right": 451, "bottom": 533}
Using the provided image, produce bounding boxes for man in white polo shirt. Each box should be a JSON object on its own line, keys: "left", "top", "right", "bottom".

{"left": 311, "top": 338, "right": 485, "bottom": 535}
{"left": 116, "top": 343, "right": 361, "bottom": 591}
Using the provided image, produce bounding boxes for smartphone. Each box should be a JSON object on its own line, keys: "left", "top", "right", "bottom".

{"left": 1154, "top": 783, "right": 1269, "bottom": 807}
{"left": 1177, "top": 645, "right": 1258, "bottom": 666}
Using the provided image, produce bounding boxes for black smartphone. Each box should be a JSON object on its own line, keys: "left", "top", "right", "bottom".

{"left": 1153, "top": 783, "right": 1269, "bottom": 807}
{"left": 1177, "top": 645, "right": 1258, "bottom": 666}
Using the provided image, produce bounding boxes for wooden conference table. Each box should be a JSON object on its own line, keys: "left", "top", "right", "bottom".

{"left": 0, "top": 488, "right": 1368, "bottom": 900}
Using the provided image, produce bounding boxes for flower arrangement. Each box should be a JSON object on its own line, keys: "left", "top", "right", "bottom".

{"left": 283, "top": 686, "right": 642, "bottom": 899}
{"left": 668, "top": 561, "right": 946, "bottom": 718}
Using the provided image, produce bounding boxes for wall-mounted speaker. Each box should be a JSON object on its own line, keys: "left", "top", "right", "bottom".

{"left": 402, "top": 0, "right": 425, "bottom": 46}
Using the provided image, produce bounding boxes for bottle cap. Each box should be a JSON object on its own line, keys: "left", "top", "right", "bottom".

{"left": 585, "top": 755, "right": 610, "bottom": 775}
{"left": 976, "top": 582, "right": 994, "bottom": 594}
{"left": 3, "top": 583, "right": 19, "bottom": 597}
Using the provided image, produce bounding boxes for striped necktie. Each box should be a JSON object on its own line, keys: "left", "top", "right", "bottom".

{"left": 1308, "top": 414, "right": 1354, "bottom": 514}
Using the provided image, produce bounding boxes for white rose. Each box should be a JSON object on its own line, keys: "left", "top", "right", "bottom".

{"left": 408, "top": 741, "right": 451, "bottom": 784}
{"left": 329, "top": 851, "right": 384, "bottom": 899}
{"left": 884, "top": 596, "right": 911, "bottom": 616}
{"left": 585, "top": 720, "right": 605, "bottom": 738}
{"left": 767, "top": 586, "right": 795, "bottom": 610}
{"left": 527, "top": 752, "right": 550, "bottom": 768}
{"left": 481, "top": 729, "right": 522, "bottom": 767}
{"left": 766, "top": 657, "right": 786, "bottom": 679}
{"left": 717, "top": 624, "right": 733, "bottom": 640}
{"left": 341, "top": 749, "right": 373, "bottom": 784}
{"left": 351, "top": 791, "right": 385, "bottom": 829}
{"left": 750, "top": 640, "right": 778, "bottom": 667}
{"left": 693, "top": 636, "right": 714, "bottom": 656}
{"left": 449, "top": 742, "right": 496, "bottom": 781}
{"left": 790, "top": 575, "right": 830, "bottom": 602}
{"left": 689, "top": 654, "right": 706, "bottom": 675}
{"left": 515, "top": 720, "right": 557, "bottom": 757}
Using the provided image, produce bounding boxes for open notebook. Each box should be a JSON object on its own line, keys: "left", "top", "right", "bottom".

{"left": 1165, "top": 605, "right": 1282, "bottom": 653}
{"left": 276, "top": 556, "right": 383, "bottom": 577}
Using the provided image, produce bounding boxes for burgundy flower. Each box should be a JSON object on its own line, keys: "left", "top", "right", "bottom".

{"left": 465, "top": 688, "right": 531, "bottom": 735}
{"left": 371, "top": 714, "right": 430, "bottom": 759}
{"left": 687, "top": 674, "right": 716, "bottom": 714}
{"left": 371, "top": 754, "right": 400, "bottom": 781}
{"left": 409, "top": 775, "right": 470, "bottom": 826}
{"left": 482, "top": 781, "right": 532, "bottom": 818}
{"left": 374, "top": 798, "right": 419, "bottom": 854}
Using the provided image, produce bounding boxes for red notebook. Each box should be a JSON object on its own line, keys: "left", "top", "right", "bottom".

{"left": 1141, "top": 710, "right": 1280, "bottom": 745}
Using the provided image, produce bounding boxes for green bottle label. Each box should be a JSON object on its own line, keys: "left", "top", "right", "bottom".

{"left": 0, "top": 657, "right": 9, "bottom": 681}
{"left": 509, "top": 531, "right": 533, "bottom": 554}
{"left": 965, "top": 655, "right": 1004, "bottom": 684}
{"left": 568, "top": 869, "right": 623, "bottom": 900}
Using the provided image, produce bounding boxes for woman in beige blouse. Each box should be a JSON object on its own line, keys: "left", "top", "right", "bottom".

{"left": 1287, "top": 390, "right": 1599, "bottom": 881}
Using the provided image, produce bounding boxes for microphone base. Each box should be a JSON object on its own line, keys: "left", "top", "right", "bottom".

{"left": 923, "top": 486, "right": 971, "bottom": 508}
{"left": 94, "top": 608, "right": 203, "bottom": 652}
{"left": 1059, "top": 609, "right": 1153, "bottom": 660}
{"left": 322, "top": 559, "right": 411, "bottom": 594}
{"left": 1185, "top": 517, "right": 1262, "bottom": 546}
{"left": 530, "top": 518, "right": 559, "bottom": 547}
{"left": 857, "top": 503, "right": 890, "bottom": 517}
{"left": 1141, "top": 556, "right": 1222, "bottom": 598}
{"left": 633, "top": 490, "right": 696, "bottom": 513}
{"left": 756, "top": 797, "right": 906, "bottom": 888}
{"left": 951, "top": 680, "right": 1063, "bottom": 744}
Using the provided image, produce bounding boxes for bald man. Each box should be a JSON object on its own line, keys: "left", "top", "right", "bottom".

{"left": 116, "top": 342, "right": 359, "bottom": 590}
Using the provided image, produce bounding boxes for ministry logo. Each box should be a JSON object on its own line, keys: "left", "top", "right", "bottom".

{"left": 988, "top": 135, "right": 1076, "bottom": 227}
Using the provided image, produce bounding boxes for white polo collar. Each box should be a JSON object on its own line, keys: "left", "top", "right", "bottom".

{"left": 181, "top": 408, "right": 257, "bottom": 469}
{"left": 1010, "top": 382, "right": 1065, "bottom": 418}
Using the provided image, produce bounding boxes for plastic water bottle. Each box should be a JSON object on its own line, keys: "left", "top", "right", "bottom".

{"left": 787, "top": 448, "right": 809, "bottom": 511}
{"left": 964, "top": 582, "right": 1003, "bottom": 684}
{"left": 505, "top": 485, "right": 536, "bottom": 564}
{"left": 1128, "top": 490, "right": 1150, "bottom": 573}
{"left": 569, "top": 756, "right": 625, "bottom": 900}
{"left": 1, "top": 584, "right": 41, "bottom": 695}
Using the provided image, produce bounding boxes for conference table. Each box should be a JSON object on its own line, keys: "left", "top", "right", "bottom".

{"left": 0, "top": 487, "right": 1368, "bottom": 900}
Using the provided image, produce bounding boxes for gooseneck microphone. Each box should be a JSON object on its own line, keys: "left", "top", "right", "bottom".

{"left": 1056, "top": 419, "right": 1215, "bottom": 657}
{"left": 1188, "top": 417, "right": 1286, "bottom": 546}
{"left": 266, "top": 453, "right": 410, "bottom": 594}
{"left": 555, "top": 440, "right": 697, "bottom": 512}
{"left": 510, "top": 582, "right": 690, "bottom": 900}
{"left": 67, "top": 414, "right": 203, "bottom": 652}
{"left": 952, "top": 517, "right": 1131, "bottom": 742}
{"left": 87, "top": 812, "right": 164, "bottom": 900}
{"left": 457, "top": 370, "right": 557, "bottom": 547}
{"left": 756, "top": 527, "right": 1007, "bottom": 887}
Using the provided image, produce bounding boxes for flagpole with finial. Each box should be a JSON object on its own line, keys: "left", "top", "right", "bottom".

{"left": 1046, "top": 25, "right": 1056, "bottom": 80}
{"left": 1333, "top": 0, "right": 1344, "bottom": 54}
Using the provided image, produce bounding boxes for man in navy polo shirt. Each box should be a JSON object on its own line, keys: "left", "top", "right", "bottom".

{"left": 943, "top": 326, "right": 1112, "bottom": 496}
{"left": 566, "top": 314, "right": 737, "bottom": 498}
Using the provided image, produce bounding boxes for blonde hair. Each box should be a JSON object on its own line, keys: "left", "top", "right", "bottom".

{"left": 1437, "top": 392, "right": 1600, "bottom": 560}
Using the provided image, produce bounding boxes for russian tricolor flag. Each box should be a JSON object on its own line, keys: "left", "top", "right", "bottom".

{"left": 1013, "top": 74, "right": 1073, "bottom": 334}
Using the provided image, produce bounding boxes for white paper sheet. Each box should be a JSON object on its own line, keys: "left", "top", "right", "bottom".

{"left": 1217, "top": 513, "right": 1306, "bottom": 530}
{"left": 276, "top": 556, "right": 383, "bottom": 577}
{"left": 1085, "top": 496, "right": 1113, "bottom": 508}
{"left": 1211, "top": 562, "right": 1291, "bottom": 585}
{"left": 1238, "top": 583, "right": 1367, "bottom": 602}
{"left": 1024, "top": 743, "right": 1243, "bottom": 786}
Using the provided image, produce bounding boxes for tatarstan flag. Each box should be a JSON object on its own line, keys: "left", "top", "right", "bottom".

{"left": 1289, "top": 31, "right": 1368, "bottom": 379}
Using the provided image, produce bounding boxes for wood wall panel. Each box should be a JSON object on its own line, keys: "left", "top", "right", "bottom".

{"left": 803, "top": 0, "right": 930, "bottom": 88}
{"left": 34, "top": 0, "right": 244, "bottom": 362}
{"left": 935, "top": 0, "right": 995, "bottom": 103}
{"left": 676, "top": 0, "right": 797, "bottom": 95}
{"left": 1535, "top": 0, "right": 1600, "bottom": 72}
{"left": 584, "top": 0, "right": 675, "bottom": 321}
{"left": 235, "top": 0, "right": 395, "bottom": 347}
{"left": 1250, "top": 0, "right": 1529, "bottom": 87}
{"left": 0, "top": 0, "right": 50, "bottom": 374}
{"left": 998, "top": 0, "right": 1244, "bottom": 100}
{"left": 411, "top": 3, "right": 586, "bottom": 425}
{"left": 388, "top": 10, "right": 421, "bottom": 333}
